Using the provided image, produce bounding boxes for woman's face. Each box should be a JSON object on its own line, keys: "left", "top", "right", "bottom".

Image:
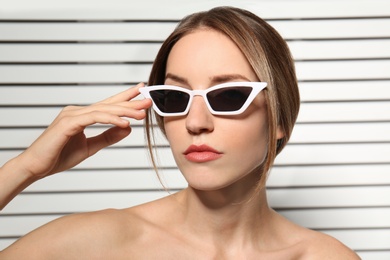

{"left": 163, "top": 29, "right": 271, "bottom": 191}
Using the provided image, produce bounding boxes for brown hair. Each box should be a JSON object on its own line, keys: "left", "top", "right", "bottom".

{"left": 145, "top": 6, "right": 300, "bottom": 188}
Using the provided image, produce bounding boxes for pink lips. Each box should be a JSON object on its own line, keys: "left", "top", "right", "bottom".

{"left": 183, "top": 144, "right": 223, "bottom": 163}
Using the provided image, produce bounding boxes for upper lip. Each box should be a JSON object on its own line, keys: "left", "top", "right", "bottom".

{"left": 183, "top": 144, "right": 222, "bottom": 155}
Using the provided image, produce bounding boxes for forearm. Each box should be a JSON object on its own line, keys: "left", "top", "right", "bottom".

{"left": 0, "top": 155, "right": 39, "bottom": 211}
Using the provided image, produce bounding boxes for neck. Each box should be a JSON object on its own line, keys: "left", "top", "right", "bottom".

{"left": 174, "top": 176, "right": 273, "bottom": 249}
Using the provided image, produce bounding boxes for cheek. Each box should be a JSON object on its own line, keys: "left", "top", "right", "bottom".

{"left": 164, "top": 119, "right": 184, "bottom": 148}
{"left": 239, "top": 125, "right": 267, "bottom": 150}
{"left": 228, "top": 111, "right": 269, "bottom": 158}
{"left": 221, "top": 113, "right": 268, "bottom": 150}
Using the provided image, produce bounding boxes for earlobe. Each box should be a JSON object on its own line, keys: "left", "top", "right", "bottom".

{"left": 276, "top": 126, "right": 285, "bottom": 140}
{"left": 276, "top": 126, "right": 285, "bottom": 151}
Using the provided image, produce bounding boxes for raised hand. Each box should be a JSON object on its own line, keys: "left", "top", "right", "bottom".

{"left": 0, "top": 83, "right": 152, "bottom": 209}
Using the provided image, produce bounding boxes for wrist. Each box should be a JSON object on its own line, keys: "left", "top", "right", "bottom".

{"left": 0, "top": 155, "right": 39, "bottom": 210}
{"left": 7, "top": 153, "right": 41, "bottom": 182}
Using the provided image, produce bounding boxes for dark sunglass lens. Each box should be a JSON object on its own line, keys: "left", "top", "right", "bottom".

{"left": 207, "top": 87, "right": 252, "bottom": 111}
{"left": 150, "top": 90, "right": 189, "bottom": 113}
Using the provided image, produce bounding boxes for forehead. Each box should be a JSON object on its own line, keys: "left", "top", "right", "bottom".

{"left": 165, "top": 29, "right": 258, "bottom": 84}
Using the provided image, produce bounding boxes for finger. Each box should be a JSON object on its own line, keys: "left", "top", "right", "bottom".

{"left": 56, "top": 84, "right": 151, "bottom": 120}
{"left": 87, "top": 126, "right": 132, "bottom": 156}
{"left": 100, "top": 82, "right": 145, "bottom": 104}
{"left": 58, "top": 100, "right": 151, "bottom": 121}
{"left": 53, "top": 111, "right": 135, "bottom": 139}
{"left": 115, "top": 98, "right": 153, "bottom": 111}
{"left": 106, "top": 98, "right": 152, "bottom": 110}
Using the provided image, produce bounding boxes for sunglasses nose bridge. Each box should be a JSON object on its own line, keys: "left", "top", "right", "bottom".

{"left": 191, "top": 89, "right": 205, "bottom": 96}
{"left": 186, "top": 89, "right": 212, "bottom": 115}
{"left": 189, "top": 89, "right": 209, "bottom": 107}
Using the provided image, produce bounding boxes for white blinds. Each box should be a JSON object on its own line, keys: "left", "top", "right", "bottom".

{"left": 0, "top": 1, "right": 390, "bottom": 258}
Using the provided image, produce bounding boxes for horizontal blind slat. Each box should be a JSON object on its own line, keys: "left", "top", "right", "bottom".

{"left": 268, "top": 186, "right": 390, "bottom": 208}
{"left": 1, "top": 164, "right": 385, "bottom": 193}
{"left": 1, "top": 101, "right": 389, "bottom": 127}
{"left": 1, "top": 0, "right": 389, "bottom": 20}
{"left": 289, "top": 122, "right": 390, "bottom": 143}
{"left": 297, "top": 101, "right": 390, "bottom": 123}
{"left": 1, "top": 19, "right": 389, "bottom": 41}
{"left": 1, "top": 144, "right": 389, "bottom": 168}
{"left": 0, "top": 23, "right": 177, "bottom": 41}
{"left": 299, "top": 81, "right": 390, "bottom": 102}
{"left": 274, "top": 143, "right": 390, "bottom": 165}
{"left": 0, "top": 64, "right": 151, "bottom": 83}
{"left": 289, "top": 39, "right": 390, "bottom": 60}
{"left": 1, "top": 81, "right": 389, "bottom": 106}
{"left": 279, "top": 208, "right": 390, "bottom": 229}
{"left": 14, "top": 164, "right": 390, "bottom": 192}
{"left": 272, "top": 19, "right": 390, "bottom": 39}
{"left": 1, "top": 40, "right": 389, "bottom": 62}
{"left": 0, "top": 164, "right": 384, "bottom": 193}
{"left": 0, "top": 85, "right": 135, "bottom": 106}
{"left": 0, "top": 60, "right": 387, "bottom": 83}
{"left": 0, "top": 43, "right": 161, "bottom": 62}
{"left": 295, "top": 60, "right": 390, "bottom": 81}
{"left": 268, "top": 164, "right": 390, "bottom": 187}
{"left": 22, "top": 169, "right": 186, "bottom": 192}
{"left": 1, "top": 122, "right": 390, "bottom": 149}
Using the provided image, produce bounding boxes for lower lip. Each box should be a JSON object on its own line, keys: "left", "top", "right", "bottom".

{"left": 184, "top": 152, "right": 222, "bottom": 163}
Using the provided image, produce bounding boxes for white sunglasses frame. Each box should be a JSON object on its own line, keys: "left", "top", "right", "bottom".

{"left": 139, "top": 81, "right": 267, "bottom": 117}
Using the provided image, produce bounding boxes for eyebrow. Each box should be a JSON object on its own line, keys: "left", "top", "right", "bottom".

{"left": 210, "top": 74, "right": 251, "bottom": 84}
{"left": 165, "top": 73, "right": 189, "bottom": 85}
{"left": 165, "top": 73, "right": 252, "bottom": 86}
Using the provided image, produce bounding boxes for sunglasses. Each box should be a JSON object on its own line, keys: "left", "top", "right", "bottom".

{"left": 139, "top": 81, "right": 267, "bottom": 117}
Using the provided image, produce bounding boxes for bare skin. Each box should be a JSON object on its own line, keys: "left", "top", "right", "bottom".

{"left": 0, "top": 190, "right": 359, "bottom": 259}
{"left": 0, "top": 29, "right": 360, "bottom": 259}
{"left": 0, "top": 83, "right": 152, "bottom": 210}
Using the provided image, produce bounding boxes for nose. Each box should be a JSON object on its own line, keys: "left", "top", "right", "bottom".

{"left": 185, "top": 96, "right": 214, "bottom": 135}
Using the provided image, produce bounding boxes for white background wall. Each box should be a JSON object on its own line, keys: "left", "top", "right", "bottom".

{"left": 0, "top": 0, "right": 390, "bottom": 259}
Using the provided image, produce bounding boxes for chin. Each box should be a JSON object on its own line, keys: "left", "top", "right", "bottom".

{"left": 184, "top": 174, "right": 248, "bottom": 193}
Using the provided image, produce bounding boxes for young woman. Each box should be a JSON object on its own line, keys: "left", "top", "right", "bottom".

{"left": 0, "top": 7, "right": 360, "bottom": 259}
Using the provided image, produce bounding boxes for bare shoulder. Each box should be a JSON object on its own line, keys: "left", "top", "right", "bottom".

{"left": 0, "top": 208, "right": 146, "bottom": 259}
{"left": 270, "top": 211, "right": 361, "bottom": 259}
{"left": 299, "top": 228, "right": 361, "bottom": 259}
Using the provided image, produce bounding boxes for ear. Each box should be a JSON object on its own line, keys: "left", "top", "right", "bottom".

{"left": 276, "top": 125, "right": 285, "bottom": 140}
